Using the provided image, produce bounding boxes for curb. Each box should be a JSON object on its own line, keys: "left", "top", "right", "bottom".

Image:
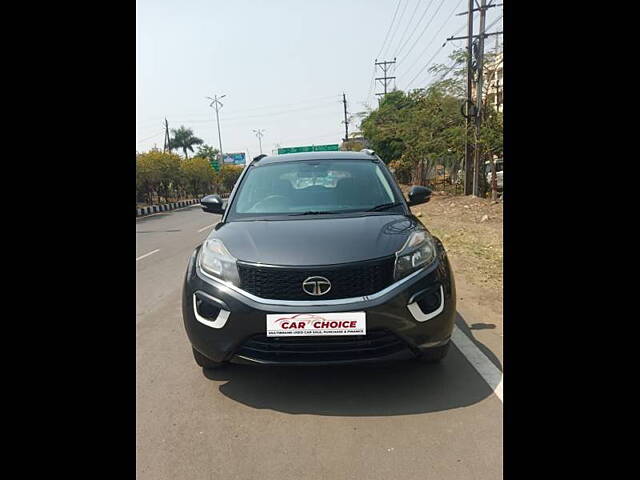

{"left": 136, "top": 199, "right": 201, "bottom": 217}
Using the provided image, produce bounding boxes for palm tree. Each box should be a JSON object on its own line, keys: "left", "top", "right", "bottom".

{"left": 169, "top": 126, "right": 204, "bottom": 159}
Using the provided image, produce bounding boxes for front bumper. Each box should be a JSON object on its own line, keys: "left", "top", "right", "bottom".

{"left": 182, "top": 246, "right": 456, "bottom": 365}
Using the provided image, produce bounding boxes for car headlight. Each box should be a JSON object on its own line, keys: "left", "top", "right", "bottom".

{"left": 394, "top": 229, "right": 437, "bottom": 280}
{"left": 198, "top": 238, "right": 241, "bottom": 286}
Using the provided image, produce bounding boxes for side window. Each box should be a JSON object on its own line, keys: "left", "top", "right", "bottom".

{"left": 375, "top": 165, "right": 395, "bottom": 202}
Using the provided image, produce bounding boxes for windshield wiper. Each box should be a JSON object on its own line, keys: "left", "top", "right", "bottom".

{"left": 366, "top": 202, "right": 402, "bottom": 212}
{"left": 288, "top": 210, "right": 340, "bottom": 216}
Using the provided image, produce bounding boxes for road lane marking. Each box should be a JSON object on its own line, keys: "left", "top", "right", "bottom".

{"left": 197, "top": 223, "right": 217, "bottom": 233}
{"left": 451, "top": 325, "right": 503, "bottom": 402}
{"left": 136, "top": 249, "right": 160, "bottom": 261}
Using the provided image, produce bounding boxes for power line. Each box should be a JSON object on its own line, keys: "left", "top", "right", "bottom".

{"left": 376, "top": 0, "right": 404, "bottom": 59}
{"left": 136, "top": 131, "right": 164, "bottom": 144}
{"left": 176, "top": 100, "right": 340, "bottom": 125}
{"left": 136, "top": 94, "right": 340, "bottom": 127}
{"left": 398, "top": 0, "right": 447, "bottom": 67}
{"left": 400, "top": 0, "right": 465, "bottom": 81}
{"left": 406, "top": 12, "right": 501, "bottom": 90}
{"left": 391, "top": 0, "right": 425, "bottom": 58}
{"left": 394, "top": 0, "right": 436, "bottom": 59}
{"left": 383, "top": 0, "right": 410, "bottom": 59}
{"left": 365, "top": 63, "right": 377, "bottom": 107}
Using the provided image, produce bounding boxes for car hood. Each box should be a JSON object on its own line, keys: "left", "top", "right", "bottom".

{"left": 210, "top": 214, "right": 420, "bottom": 266}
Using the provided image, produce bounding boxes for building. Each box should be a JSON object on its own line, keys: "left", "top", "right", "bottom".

{"left": 484, "top": 51, "right": 503, "bottom": 113}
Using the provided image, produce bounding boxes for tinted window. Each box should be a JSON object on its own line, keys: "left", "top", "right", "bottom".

{"left": 229, "top": 160, "right": 399, "bottom": 218}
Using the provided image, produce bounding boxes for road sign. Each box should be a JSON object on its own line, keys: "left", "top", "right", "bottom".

{"left": 277, "top": 144, "right": 339, "bottom": 155}
{"left": 222, "top": 152, "right": 246, "bottom": 165}
{"left": 209, "top": 159, "right": 220, "bottom": 172}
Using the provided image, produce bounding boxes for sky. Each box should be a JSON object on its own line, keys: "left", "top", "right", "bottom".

{"left": 136, "top": 0, "right": 503, "bottom": 158}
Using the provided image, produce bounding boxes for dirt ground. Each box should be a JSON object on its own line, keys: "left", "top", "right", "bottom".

{"left": 406, "top": 188, "right": 504, "bottom": 342}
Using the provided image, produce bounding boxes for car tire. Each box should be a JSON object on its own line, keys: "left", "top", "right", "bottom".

{"left": 417, "top": 342, "right": 450, "bottom": 363}
{"left": 192, "top": 348, "right": 225, "bottom": 369}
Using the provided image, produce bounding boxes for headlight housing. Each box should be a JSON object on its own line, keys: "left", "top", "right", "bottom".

{"left": 394, "top": 229, "right": 437, "bottom": 280}
{"left": 198, "top": 238, "right": 241, "bottom": 286}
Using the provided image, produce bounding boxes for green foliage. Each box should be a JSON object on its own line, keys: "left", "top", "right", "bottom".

{"left": 136, "top": 149, "right": 183, "bottom": 203}
{"left": 359, "top": 51, "right": 502, "bottom": 191}
{"left": 136, "top": 148, "right": 220, "bottom": 204}
{"left": 194, "top": 144, "right": 220, "bottom": 162}
{"left": 169, "top": 126, "right": 204, "bottom": 159}
{"left": 340, "top": 140, "right": 365, "bottom": 151}
{"left": 212, "top": 164, "right": 243, "bottom": 194}
{"left": 181, "top": 157, "right": 215, "bottom": 197}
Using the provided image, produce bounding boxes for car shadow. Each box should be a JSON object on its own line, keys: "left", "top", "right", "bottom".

{"left": 202, "top": 312, "right": 502, "bottom": 416}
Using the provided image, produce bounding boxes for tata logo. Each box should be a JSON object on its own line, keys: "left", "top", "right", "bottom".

{"left": 302, "top": 276, "right": 331, "bottom": 296}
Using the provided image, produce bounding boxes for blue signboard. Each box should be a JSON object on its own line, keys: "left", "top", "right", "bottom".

{"left": 222, "top": 152, "right": 246, "bottom": 165}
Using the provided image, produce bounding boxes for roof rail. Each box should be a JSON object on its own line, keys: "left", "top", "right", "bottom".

{"left": 360, "top": 149, "right": 376, "bottom": 156}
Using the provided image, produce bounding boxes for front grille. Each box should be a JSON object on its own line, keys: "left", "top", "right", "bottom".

{"left": 235, "top": 329, "right": 408, "bottom": 363}
{"left": 237, "top": 256, "right": 396, "bottom": 300}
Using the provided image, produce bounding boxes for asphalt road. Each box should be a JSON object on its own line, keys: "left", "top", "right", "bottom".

{"left": 136, "top": 206, "right": 503, "bottom": 480}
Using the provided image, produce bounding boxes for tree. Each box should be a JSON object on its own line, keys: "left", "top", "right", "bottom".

{"left": 136, "top": 149, "right": 183, "bottom": 203}
{"left": 169, "top": 126, "right": 204, "bottom": 160}
{"left": 213, "top": 165, "right": 243, "bottom": 194}
{"left": 194, "top": 144, "right": 220, "bottom": 163}
{"left": 357, "top": 47, "right": 503, "bottom": 196}
{"left": 360, "top": 90, "right": 413, "bottom": 164}
{"left": 340, "top": 140, "right": 365, "bottom": 151}
{"left": 181, "top": 157, "right": 215, "bottom": 197}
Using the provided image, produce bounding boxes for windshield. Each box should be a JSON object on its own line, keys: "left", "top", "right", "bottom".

{"left": 228, "top": 159, "right": 401, "bottom": 219}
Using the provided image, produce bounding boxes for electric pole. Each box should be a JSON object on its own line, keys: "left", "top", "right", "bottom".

{"left": 163, "top": 118, "right": 171, "bottom": 153}
{"left": 464, "top": 0, "right": 474, "bottom": 196}
{"left": 450, "top": 1, "right": 502, "bottom": 196}
{"left": 374, "top": 58, "right": 397, "bottom": 102}
{"left": 252, "top": 129, "right": 265, "bottom": 154}
{"left": 342, "top": 93, "right": 349, "bottom": 142}
{"left": 206, "top": 94, "right": 226, "bottom": 163}
{"left": 472, "top": 0, "right": 488, "bottom": 197}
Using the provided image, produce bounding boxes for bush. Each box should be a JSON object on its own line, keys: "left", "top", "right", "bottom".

{"left": 136, "top": 148, "right": 221, "bottom": 204}
{"left": 213, "top": 164, "right": 243, "bottom": 194}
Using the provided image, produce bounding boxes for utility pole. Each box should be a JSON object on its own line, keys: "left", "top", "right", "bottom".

{"left": 472, "top": 0, "right": 487, "bottom": 197}
{"left": 464, "top": 0, "right": 474, "bottom": 195}
{"left": 374, "top": 58, "right": 397, "bottom": 102}
{"left": 342, "top": 93, "right": 349, "bottom": 142}
{"left": 452, "top": 1, "right": 501, "bottom": 196}
{"left": 163, "top": 118, "right": 171, "bottom": 153}
{"left": 252, "top": 129, "right": 265, "bottom": 154}
{"left": 206, "top": 94, "right": 226, "bottom": 163}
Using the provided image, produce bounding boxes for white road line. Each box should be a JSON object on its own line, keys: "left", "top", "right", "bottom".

{"left": 136, "top": 249, "right": 160, "bottom": 261}
{"left": 197, "top": 223, "right": 217, "bottom": 233}
{"left": 451, "top": 325, "right": 503, "bottom": 402}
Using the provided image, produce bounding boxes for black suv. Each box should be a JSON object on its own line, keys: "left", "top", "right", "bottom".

{"left": 183, "top": 150, "right": 455, "bottom": 368}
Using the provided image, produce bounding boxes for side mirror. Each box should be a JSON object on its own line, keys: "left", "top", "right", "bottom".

{"left": 201, "top": 195, "right": 225, "bottom": 214}
{"left": 407, "top": 185, "right": 431, "bottom": 206}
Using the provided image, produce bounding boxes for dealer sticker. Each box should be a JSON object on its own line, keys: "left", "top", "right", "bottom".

{"left": 266, "top": 312, "right": 366, "bottom": 337}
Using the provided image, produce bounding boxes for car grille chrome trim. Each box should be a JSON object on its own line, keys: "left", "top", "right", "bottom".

{"left": 196, "top": 260, "right": 431, "bottom": 306}
{"left": 406, "top": 285, "right": 445, "bottom": 322}
{"left": 192, "top": 294, "right": 230, "bottom": 329}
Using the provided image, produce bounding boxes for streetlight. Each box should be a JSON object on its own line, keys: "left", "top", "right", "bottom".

{"left": 206, "top": 94, "right": 226, "bottom": 163}
{"left": 252, "top": 129, "right": 265, "bottom": 154}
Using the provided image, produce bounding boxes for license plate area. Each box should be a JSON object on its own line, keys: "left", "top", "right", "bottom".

{"left": 266, "top": 312, "right": 366, "bottom": 337}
